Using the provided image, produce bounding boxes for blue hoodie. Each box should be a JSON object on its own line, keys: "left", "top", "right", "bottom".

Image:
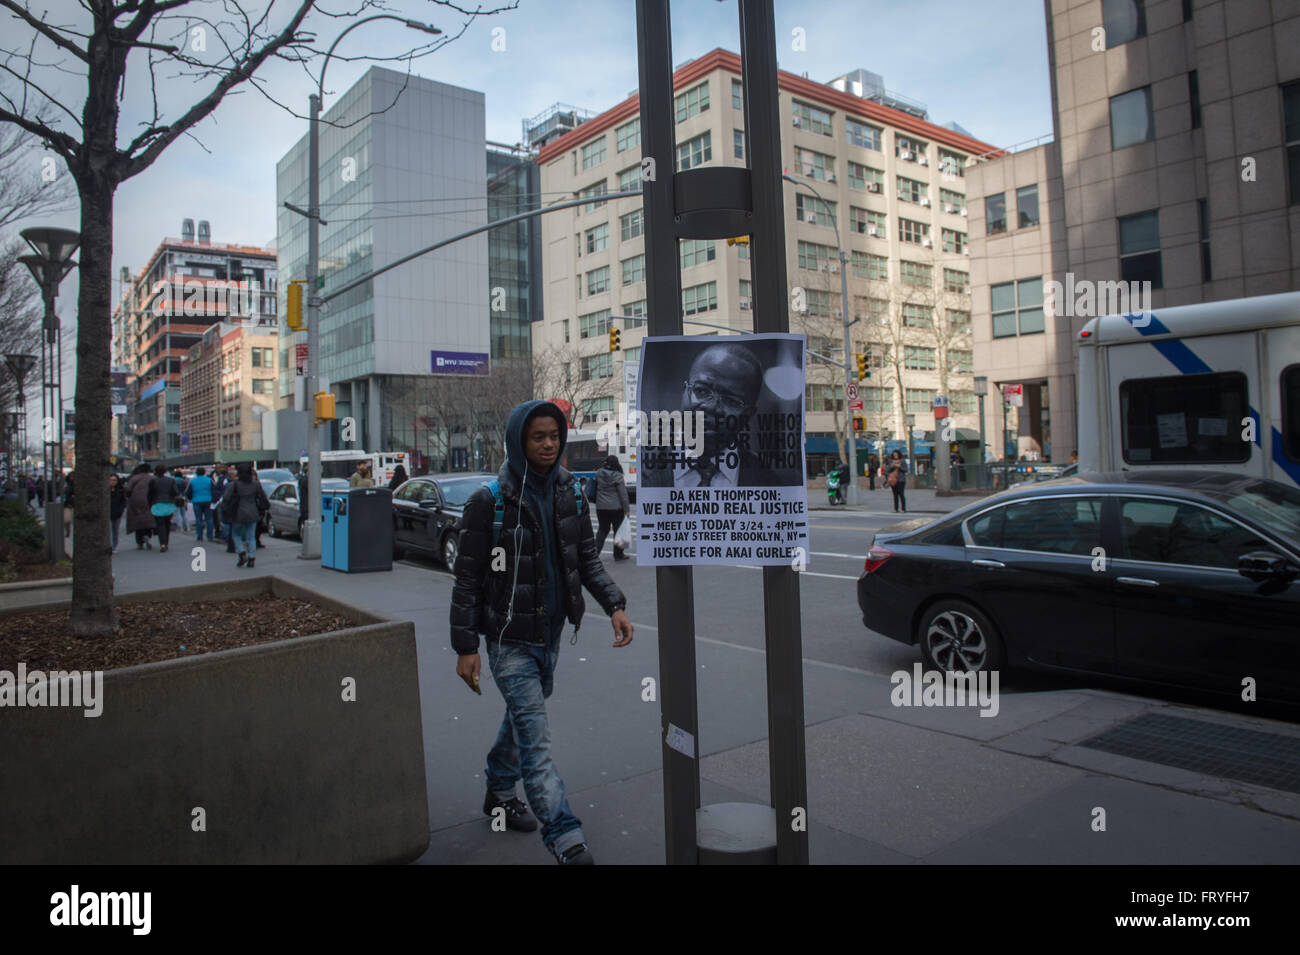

{"left": 503, "top": 400, "right": 568, "bottom": 642}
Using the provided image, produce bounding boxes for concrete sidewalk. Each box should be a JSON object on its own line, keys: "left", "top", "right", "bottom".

{"left": 807, "top": 485, "right": 981, "bottom": 515}
{"left": 106, "top": 526, "right": 1300, "bottom": 865}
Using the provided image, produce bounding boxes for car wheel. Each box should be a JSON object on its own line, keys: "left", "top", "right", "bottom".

{"left": 271, "top": 518, "right": 282, "bottom": 538}
{"left": 297, "top": 517, "right": 304, "bottom": 539}
{"left": 917, "top": 599, "right": 1005, "bottom": 673}
{"left": 442, "top": 531, "right": 459, "bottom": 568}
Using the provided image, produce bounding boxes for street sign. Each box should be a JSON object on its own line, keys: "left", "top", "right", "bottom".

{"left": 1003, "top": 383, "right": 1024, "bottom": 407}
{"left": 845, "top": 381, "right": 860, "bottom": 401}
{"left": 932, "top": 394, "right": 948, "bottom": 407}
{"left": 295, "top": 343, "right": 308, "bottom": 375}
{"left": 849, "top": 398, "right": 864, "bottom": 411}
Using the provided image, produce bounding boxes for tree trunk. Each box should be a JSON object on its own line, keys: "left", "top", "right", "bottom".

{"left": 68, "top": 171, "right": 118, "bottom": 637}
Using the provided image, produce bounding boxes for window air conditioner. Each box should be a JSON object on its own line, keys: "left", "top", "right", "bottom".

{"left": 922, "top": 238, "right": 933, "bottom": 247}
{"left": 867, "top": 226, "right": 879, "bottom": 236}
{"left": 920, "top": 198, "right": 931, "bottom": 207}
{"left": 903, "top": 150, "right": 914, "bottom": 160}
{"left": 962, "top": 285, "right": 971, "bottom": 294}
{"left": 805, "top": 212, "right": 818, "bottom": 223}
{"left": 868, "top": 182, "right": 882, "bottom": 193}
{"left": 944, "top": 204, "right": 956, "bottom": 213}
{"left": 792, "top": 116, "right": 801, "bottom": 126}
{"left": 963, "top": 249, "right": 971, "bottom": 256}
{"left": 829, "top": 263, "right": 840, "bottom": 273}
{"left": 918, "top": 156, "right": 928, "bottom": 166}
{"left": 827, "top": 173, "right": 837, "bottom": 183}
{"left": 739, "top": 297, "right": 751, "bottom": 310}
{"left": 960, "top": 208, "right": 968, "bottom": 217}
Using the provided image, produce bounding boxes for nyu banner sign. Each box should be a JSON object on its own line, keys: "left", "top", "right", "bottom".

{"left": 430, "top": 350, "right": 490, "bottom": 376}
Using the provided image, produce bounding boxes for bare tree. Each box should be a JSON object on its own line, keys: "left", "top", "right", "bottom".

{"left": 0, "top": 0, "right": 512, "bottom": 637}
{"left": 530, "top": 341, "right": 620, "bottom": 431}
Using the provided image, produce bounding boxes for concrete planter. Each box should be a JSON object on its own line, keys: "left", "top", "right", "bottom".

{"left": 0, "top": 576, "right": 73, "bottom": 612}
{"left": 0, "top": 575, "right": 428, "bottom": 864}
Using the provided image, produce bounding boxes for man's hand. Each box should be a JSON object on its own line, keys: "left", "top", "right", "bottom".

{"left": 456, "top": 652, "right": 482, "bottom": 693}
{"left": 611, "top": 609, "right": 634, "bottom": 647}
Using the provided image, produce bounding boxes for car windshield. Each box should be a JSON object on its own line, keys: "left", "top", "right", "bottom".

{"left": 1223, "top": 481, "right": 1300, "bottom": 546}
{"left": 258, "top": 468, "right": 295, "bottom": 484}
{"left": 437, "top": 477, "right": 487, "bottom": 508}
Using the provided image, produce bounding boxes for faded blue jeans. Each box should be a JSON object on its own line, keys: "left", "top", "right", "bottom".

{"left": 484, "top": 634, "right": 585, "bottom": 857}
{"left": 231, "top": 521, "right": 257, "bottom": 556}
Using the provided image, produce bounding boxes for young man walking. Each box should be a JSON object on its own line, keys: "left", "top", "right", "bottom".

{"left": 450, "top": 400, "right": 633, "bottom": 865}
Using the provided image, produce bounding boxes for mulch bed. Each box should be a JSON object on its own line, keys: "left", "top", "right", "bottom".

{"left": 6, "top": 561, "right": 73, "bottom": 582}
{"left": 0, "top": 596, "right": 355, "bottom": 672}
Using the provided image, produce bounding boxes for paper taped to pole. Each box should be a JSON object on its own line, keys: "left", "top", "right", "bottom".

{"left": 635, "top": 334, "right": 809, "bottom": 567}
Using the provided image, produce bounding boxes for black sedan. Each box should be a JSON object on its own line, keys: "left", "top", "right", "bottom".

{"left": 857, "top": 470, "right": 1300, "bottom": 703}
{"left": 392, "top": 472, "right": 495, "bottom": 567}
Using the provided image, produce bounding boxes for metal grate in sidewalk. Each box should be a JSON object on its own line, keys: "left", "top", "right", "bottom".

{"left": 1079, "top": 712, "right": 1300, "bottom": 794}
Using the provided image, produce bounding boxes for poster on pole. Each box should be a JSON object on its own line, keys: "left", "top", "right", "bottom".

{"left": 110, "top": 368, "right": 128, "bottom": 415}
{"left": 636, "top": 334, "right": 808, "bottom": 566}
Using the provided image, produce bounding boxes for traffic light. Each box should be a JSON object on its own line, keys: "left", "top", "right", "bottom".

{"left": 313, "top": 391, "right": 335, "bottom": 422}
{"left": 609, "top": 326, "right": 621, "bottom": 352}
{"left": 853, "top": 416, "right": 865, "bottom": 432}
{"left": 726, "top": 236, "right": 750, "bottom": 246}
{"left": 855, "top": 352, "right": 869, "bottom": 380}
{"left": 286, "top": 280, "right": 305, "bottom": 330}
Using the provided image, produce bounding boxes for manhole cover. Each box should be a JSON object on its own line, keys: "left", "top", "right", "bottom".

{"left": 1079, "top": 712, "right": 1300, "bottom": 794}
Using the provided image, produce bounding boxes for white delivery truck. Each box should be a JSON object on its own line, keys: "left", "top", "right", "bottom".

{"left": 1076, "top": 290, "right": 1300, "bottom": 488}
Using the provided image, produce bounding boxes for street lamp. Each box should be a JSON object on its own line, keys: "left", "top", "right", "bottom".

{"left": 905, "top": 412, "right": 917, "bottom": 481}
{"left": 20, "top": 225, "right": 79, "bottom": 562}
{"left": 4, "top": 353, "right": 37, "bottom": 488}
{"left": 782, "top": 172, "right": 856, "bottom": 504}
{"left": 288, "top": 14, "right": 442, "bottom": 559}
{"left": 973, "top": 374, "right": 988, "bottom": 489}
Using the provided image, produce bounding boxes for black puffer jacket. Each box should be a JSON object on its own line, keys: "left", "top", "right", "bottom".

{"left": 450, "top": 400, "right": 626, "bottom": 654}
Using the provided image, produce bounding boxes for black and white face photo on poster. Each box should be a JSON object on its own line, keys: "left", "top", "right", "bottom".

{"left": 635, "top": 334, "right": 809, "bottom": 568}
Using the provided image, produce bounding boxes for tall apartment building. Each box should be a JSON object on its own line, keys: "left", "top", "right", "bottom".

{"left": 532, "top": 49, "right": 998, "bottom": 473}
{"left": 111, "top": 224, "right": 277, "bottom": 461}
{"left": 275, "top": 67, "right": 488, "bottom": 454}
{"left": 967, "top": 0, "right": 1300, "bottom": 463}
{"left": 179, "top": 321, "right": 280, "bottom": 457}
{"left": 487, "top": 144, "right": 543, "bottom": 360}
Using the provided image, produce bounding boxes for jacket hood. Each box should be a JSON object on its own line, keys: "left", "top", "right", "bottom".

{"left": 504, "top": 400, "right": 568, "bottom": 484}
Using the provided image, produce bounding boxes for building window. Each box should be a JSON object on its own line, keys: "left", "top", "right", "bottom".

{"left": 679, "top": 239, "right": 716, "bottom": 269}
{"left": 616, "top": 118, "right": 640, "bottom": 152}
{"left": 251, "top": 347, "right": 273, "bottom": 367}
{"left": 736, "top": 242, "right": 750, "bottom": 260}
{"left": 950, "top": 392, "right": 977, "bottom": 414}
{"left": 675, "top": 81, "right": 710, "bottom": 123}
{"left": 900, "top": 260, "right": 931, "bottom": 288}
{"left": 1188, "top": 71, "right": 1201, "bottom": 130}
{"left": 864, "top": 387, "right": 892, "bottom": 412}
{"left": 805, "top": 384, "right": 844, "bottom": 413}
{"left": 940, "top": 188, "right": 966, "bottom": 214}
{"left": 895, "top": 134, "right": 928, "bottom": 163}
{"left": 797, "top": 240, "right": 836, "bottom": 271}
{"left": 618, "top": 166, "right": 642, "bottom": 193}
{"left": 562, "top": 319, "right": 570, "bottom": 343}
{"left": 792, "top": 100, "right": 833, "bottom": 135}
{"left": 851, "top": 251, "right": 888, "bottom": 280}
{"left": 586, "top": 266, "right": 611, "bottom": 296}
{"left": 948, "top": 349, "right": 973, "bottom": 373}
{"left": 850, "top": 206, "right": 886, "bottom": 237}
{"left": 802, "top": 289, "right": 833, "bottom": 318}
{"left": 624, "top": 299, "right": 647, "bottom": 325}
{"left": 847, "top": 161, "right": 883, "bottom": 192}
{"left": 1110, "top": 86, "right": 1154, "bottom": 149}
{"left": 676, "top": 131, "right": 712, "bottom": 171}
{"left": 580, "top": 309, "right": 612, "bottom": 338}
{"left": 581, "top": 137, "right": 606, "bottom": 170}
{"left": 793, "top": 147, "right": 833, "bottom": 180}
{"left": 941, "top": 228, "right": 966, "bottom": 253}
{"left": 986, "top": 193, "right": 1007, "bottom": 235}
{"left": 1199, "top": 198, "right": 1212, "bottom": 281}
{"left": 905, "top": 388, "right": 937, "bottom": 413}
{"left": 739, "top": 278, "right": 752, "bottom": 301}
{"left": 796, "top": 193, "right": 836, "bottom": 227}
{"left": 582, "top": 396, "right": 615, "bottom": 419}
{"left": 855, "top": 296, "right": 888, "bottom": 323}
{"left": 1016, "top": 184, "right": 1040, "bottom": 227}
{"left": 944, "top": 269, "right": 970, "bottom": 292}
{"left": 947, "top": 309, "right": 971, "bottom": 331}
{"left": 732, "top": 78, "right": 743, "bottom": 110}
{"left": 845, "top": 118, "right": 882, "bottom": 150}
{"left": 251, "top": 378, "right": 273, "bottom": 394}
{"left": 621, "top": 254, "right": 645, "bottom": 286}
{"left": 733, "top": 129, "right": 744, "bottom": 160}
{"left": 1102, "top": 0, "right": 1146, "bottom": 48}
{"left": 899, "top": 218, "right": 930, "bottom": 245}
{"left": 939, "top": 150, "right": 966, "bottom": 180}
{"left": 1284, "top": 81, "right": 1300, "bottom": 205}
{"left": 1119, "top": 210, "right": 1162, "bottom": 287}
{"left": 904, "top": 346, "right": 936, "bottom": 370}
{"left": 902, "top": 303, "right": 933, "bottom": 329}
{"left": 623, "top": 346, "right": 641, "bottom": 363}
{"left": 896, "top": 176, "right": 928, "bottom": 204}
{"left": 991, "top": 277, "right": 1045, "bottom": 338}
{"left": 620, "top": 209, "right": 644, "bottom": 241}
{"left": 580, "top": 180, "right": 608, "bottom": 212}
{"left": 580, "top": 353, "right": 614, "bottom": 380}
{"left": 585, "top": 223, "right": 609, "bottom": 254}
{"left": 682, "top": 281, "right": 718, "bottom": 315}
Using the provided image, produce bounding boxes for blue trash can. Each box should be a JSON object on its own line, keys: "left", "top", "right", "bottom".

{"left": 321, "top": 487, "right": 392, "bottom": 573}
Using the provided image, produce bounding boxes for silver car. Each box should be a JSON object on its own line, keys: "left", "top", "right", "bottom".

{"left": 267, "top": 478, "right": 348, "bottom": 538}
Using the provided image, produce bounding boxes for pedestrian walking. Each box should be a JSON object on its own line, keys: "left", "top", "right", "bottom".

{"left": 387, "top": 464, "right": 408, "bottom": 491}
{"left": 62, "top": 472, "right": 74, "bottom": 540}
{"left": 450, "top": 400, "right": 633, "bottom": 865}
{"left": 26, "top": 474, "right": 36, "bottom": 509}
{"left": 126, "top": 463, "right": 154, "bottom": 549}
{"left": 173, "top": 469, "right": 190, "bottom": 532}
{"left": 211, "top": 463, "right": 231, "bottom": 541}
{"left": 591, "top": 455, "right": 631, "bottom": 561}
{"left": 867, "top": 454, "right": 878, "bottom": 491}
{"left": 147, "top": 464, "right": 182, "bottom": 552}
{"left": 886, "top": 449, "right": 908, "bottom": 513}
{"left": 220, "top": 461, "right": 268, "bottom": 568}
{"left": 188, "top": 466, "right": 215, "bottom": 542}
{"left": 108, "top": 473, "right": 127, "bottom": 552}
{"left": 349, "top": 462, "right": 374, "bottom": 487}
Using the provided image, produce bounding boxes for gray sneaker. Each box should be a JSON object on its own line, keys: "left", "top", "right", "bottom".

{"left": 556, "top": 843, "right": 594, "bottom": 865}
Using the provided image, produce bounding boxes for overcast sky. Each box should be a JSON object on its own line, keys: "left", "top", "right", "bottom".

{"left": 5, "top": 0, "right": 1053, "bottom": 390}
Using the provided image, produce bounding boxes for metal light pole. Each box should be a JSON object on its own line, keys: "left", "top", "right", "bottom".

{"left": 19, "top": 226, "right": 79, "bottom": 562}
{"left": 973, "top": 374, "right": 988, "bottom": 489}
{"left": 288, "top": 15, "right": 442, "bottom": 559}
{"left": 905, "top": 412, "right": 917, "bottom": 482}
{"left": 5, "top": 354, "right": 37, "bottom": 490}
{"left": 782, "top": 173, "right": 857, "bottom": 503}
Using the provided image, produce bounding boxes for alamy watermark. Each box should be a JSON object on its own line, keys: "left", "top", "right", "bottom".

{"left": 1044, "top": 273, "right": 1153, "bottom": 322}
{"left": 890, "top": 663, "right": 999, "bottom": 718}
{"left": 149, "top": 277, "right": 268, "bottom": 319}
{"left": 0, "top": 663, "right": 103, "bottom": 717}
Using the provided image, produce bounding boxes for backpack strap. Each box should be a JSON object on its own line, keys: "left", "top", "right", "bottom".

{"left": 483, "top": 479, "right": 505, "bottom": 548}
{"left": 571, "top": 477, "right": 585, "bottom": 515}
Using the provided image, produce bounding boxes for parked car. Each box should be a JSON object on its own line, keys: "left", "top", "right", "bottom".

{"left": 391, "top": 472, "right": 495, "bottom": 567}
{"left": 857, "top": 470, "right": 1300, "bottom": 703}
{"left": 267, "top": 478, "right": 348, "bottom": 538}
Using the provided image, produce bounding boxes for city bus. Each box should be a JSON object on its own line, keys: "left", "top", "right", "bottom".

{"left": 1076, "top": 290, "right": 1300, "bottom": 488}
{"left": 299, "top": 450, "right": 408, "bottom": 486}
{"left": 564, "top": 428, "right": 637, "bottom": 503}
